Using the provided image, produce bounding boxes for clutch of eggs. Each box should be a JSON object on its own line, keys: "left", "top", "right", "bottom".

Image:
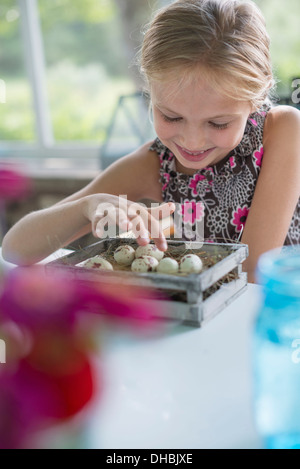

{"left": 83, "top": 244, "right": 203, "bottom": 275}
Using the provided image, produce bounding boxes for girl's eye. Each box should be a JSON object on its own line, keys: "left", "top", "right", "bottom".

{"left": 162, "top": 114, "right": 182, "bottom": 123}
{"left": 209, "top": 122, "right": 229, "bottom": 130}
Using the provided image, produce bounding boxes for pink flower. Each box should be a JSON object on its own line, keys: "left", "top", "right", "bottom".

{"left": 0, "top": 266, "right": 158, "bottom": 329}
{"left": 0, "top": 267, "right": 81, "bottom": 330}
{"left": 0, "top": 264, "right": 164, "bottom": 448}
{"left": 249, "top": 118, "right": 258, "bottom": 126}
{"left": 0, "top": 338, "right": 94, "bottom": 449}
{"left": 189, "top": 174, "right": 206, "bottom": 196}
{"left": 253, "top": 145, "right": 264, "bottom": 167}
{"left": 0, "top": 165, "right": 31, "bottom": 201}
{"left": 229, "top": 156, "right": 236, "bottom": 169}
{"left": 231, "top": 206, "right": 249, "bottom": 232}
{"left": 180, "top": 200, "right": 204, "bottom": 225}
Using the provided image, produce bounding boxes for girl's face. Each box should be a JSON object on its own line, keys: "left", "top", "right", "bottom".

{"left": 151, "top": 73, "right": 253, "bottom": 175}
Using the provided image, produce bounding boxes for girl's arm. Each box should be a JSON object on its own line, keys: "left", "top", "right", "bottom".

{"left": 241, "top": 105, "right": 300, "bottom": 283}
{"left": 2, "top": 142, "right": 168, "bottom": 265}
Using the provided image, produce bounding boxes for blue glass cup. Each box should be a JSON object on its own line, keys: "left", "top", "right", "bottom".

{"left": 253, "top": 247, "right": 300, "bottom": 449}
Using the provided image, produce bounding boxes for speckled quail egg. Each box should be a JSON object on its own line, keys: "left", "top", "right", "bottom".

{"left": 157, "top": 257, "right": 179, "bottom": 275}
{"left": 113, "top": 244, "right": 136, "bottom": 266}
{"left": 179, "top": 254, "right": 203, "bottom": 274}
{"left": 83, "top": 256, "right": 113, "bottom": 271}
{"left": 131, "top": 255, "right": 159, "bottom": 273}
{"left": 135, "top": 244, "right": 165, "bottom": 261}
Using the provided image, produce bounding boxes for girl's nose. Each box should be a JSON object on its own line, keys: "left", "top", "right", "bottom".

{"left": 181, "top": 123, "right": 207, "bottom": 151}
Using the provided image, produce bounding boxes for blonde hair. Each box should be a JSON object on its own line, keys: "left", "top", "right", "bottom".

{"left": 140, "top": 0, "right": 276, "bottom": 110}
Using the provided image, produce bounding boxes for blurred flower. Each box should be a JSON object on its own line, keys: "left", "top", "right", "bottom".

{"left": 0, "top": 264, "right": 161, "bottom": 448}
{"left": 0, "top": 164, "right": 32, "bottom": 239}
{"left": 0, "top": 346, "right": 94, "bottom": 449}
{"left": 0, "top": 165, "right": 32, "bottom": 201}
{"left": 0, "top": 267, "right": 79, "bottom": 331}
{"left": 0, "top": 266, "right": 157, "bottom": 330}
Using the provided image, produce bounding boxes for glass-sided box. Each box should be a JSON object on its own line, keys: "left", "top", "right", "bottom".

{"left": 46, "top": 238, "right": 248, "bottom": 327}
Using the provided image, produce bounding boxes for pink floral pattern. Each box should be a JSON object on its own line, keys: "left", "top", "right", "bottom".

{"left": 249, "top": 118, "right": 258, "bottom": 126}
{"left": 151, "top": 102, "right": 300, "bottom": 245}
{"left": 162, "top": 172, "right": 170, "bottom": 191}
{"left": 189, "top": 174, "right": 206, "bottom": 196}
{"left": 229, "top": 156, "right": 236, "bottom": 169}
{"left": 253, "top": 145, "right": 264, "bottom": 168}
{"left": 180, "top": 199, "right": 204, "bottom": 226}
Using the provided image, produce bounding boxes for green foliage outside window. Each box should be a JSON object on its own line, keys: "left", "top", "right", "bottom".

{"left": 0, "top": 0, "right": 299, "bottom": 144}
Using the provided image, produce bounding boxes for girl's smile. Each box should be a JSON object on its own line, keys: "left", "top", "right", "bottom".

{"left": 175, "top": 143, "right": 216, "bottom": 163}
{"left": 151, "top": 72, "right": 252, "bottom": 175}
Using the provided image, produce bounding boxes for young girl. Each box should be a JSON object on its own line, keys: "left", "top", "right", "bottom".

{"left": 2, "top": 0, "right": 300, "bottom": 283}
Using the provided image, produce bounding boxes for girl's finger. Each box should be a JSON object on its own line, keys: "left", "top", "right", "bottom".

{"left": 93, "top": 205, "right": 119, "bottom": 238}
{"left": 150, "top": 202, "right": 176, "bottom": 220}
{"left": 117, "top": 209, "right": 133, "bottom": 232}
{"left": 147, "top": 203, "right": 174, "bottom": 250}
{"left": 129, "top": 205, "right": 167, "bottom": 251}
{"left": 94, "top": 207, "right": 134, "bottom": 238}
{"left": 129, "top": 214, "right": 150, "bottom": 243}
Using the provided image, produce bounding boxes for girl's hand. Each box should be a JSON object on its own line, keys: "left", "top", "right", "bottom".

{"left": 83, "top": 194, "right": 175, "bottom": 251}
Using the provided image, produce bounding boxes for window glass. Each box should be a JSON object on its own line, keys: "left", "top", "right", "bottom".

{"left": 2, "top": 0, "right": 297, "bottom": 149}
{"left": 38, "top": 0, "right": 157, "bottom": 144}
{"left": 255, "top": 0, "right": 300, "bottom": 97}
{"left": 0, "top": 0, "right": 35, "bottom": 142}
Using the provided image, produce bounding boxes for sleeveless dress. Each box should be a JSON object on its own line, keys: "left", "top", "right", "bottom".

{"left": 150, "top": 103, "right": 300, "bottom": 244}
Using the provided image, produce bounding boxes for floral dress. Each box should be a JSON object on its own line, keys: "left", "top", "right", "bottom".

{"left": 150, "top": 103, "right": 300, "bottom": 244}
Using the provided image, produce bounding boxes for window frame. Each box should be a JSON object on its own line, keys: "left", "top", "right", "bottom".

{"left": 0, "top": 0, "right": 105, "bottom": 163}
{"left": 2, "top": 0, "right": 169, "bottom": 166}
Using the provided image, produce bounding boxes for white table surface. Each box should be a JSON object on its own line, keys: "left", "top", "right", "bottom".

{"left": 0, "top": 248, "right": 264, "bottom": 449}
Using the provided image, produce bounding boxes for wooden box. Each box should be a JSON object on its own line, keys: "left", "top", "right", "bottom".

{"left": 46, "top": 238, "right": 248, "bottom": 327}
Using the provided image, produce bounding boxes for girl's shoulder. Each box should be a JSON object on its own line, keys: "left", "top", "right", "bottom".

{"left": 264, "top": 104, "right": 300, "bottom": 140}
{"left": 262, "top": 104, "right": 300, "bottom": 169}
{"left": 266, "top": 104, "right": 300, "bottom": 120}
